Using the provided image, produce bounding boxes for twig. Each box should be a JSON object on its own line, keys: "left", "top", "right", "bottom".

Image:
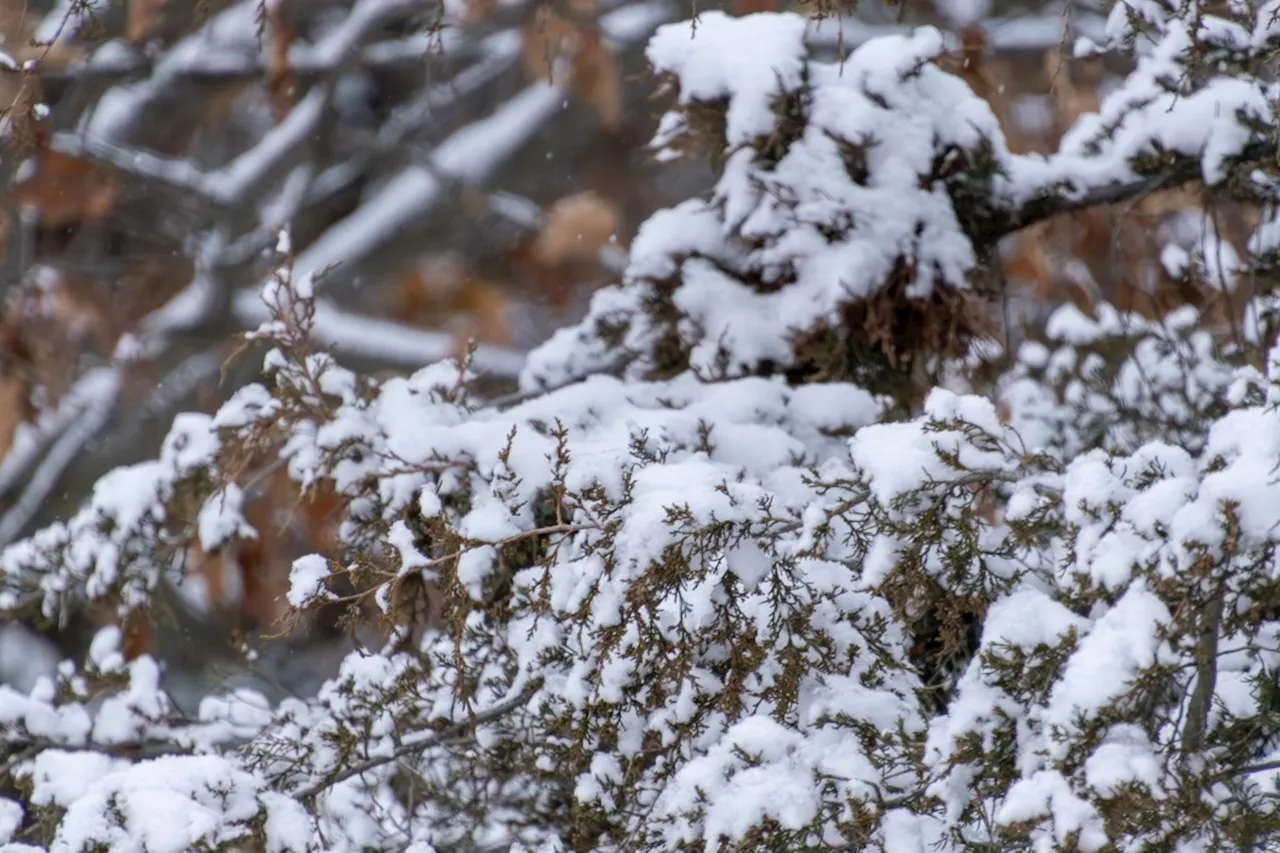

{"left": 1223, "top": 758, "right": 1280, "bottom": 780}
{"left": 480, "top": 355, "right": 629, "bottom": 409}
{"left": 2, "top": 737, "right": 193, "bottom": 770}
{"left": 292, "top": 686, "right": 536, "bottom": 800}
{"left": 231, "top": 292, "right": 528, "bottom": 377}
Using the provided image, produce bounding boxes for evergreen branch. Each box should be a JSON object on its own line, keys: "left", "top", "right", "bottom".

{"left": 292, "top": 686, "right": 538, "bottom": 800}
{"left": 983, "top": 142, "right": 1273, "bottom": 241}
{"left": 1213, "top": 757, "right": 1280, "bottom": 782}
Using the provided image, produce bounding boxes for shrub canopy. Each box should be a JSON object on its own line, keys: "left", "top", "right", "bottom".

{"left": 6, "top": 3, "right": 1280, "bottom": 853}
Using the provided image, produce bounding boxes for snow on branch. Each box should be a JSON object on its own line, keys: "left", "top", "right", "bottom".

{"left": 8, "top": 2, "right": 1280, "bottom": 853}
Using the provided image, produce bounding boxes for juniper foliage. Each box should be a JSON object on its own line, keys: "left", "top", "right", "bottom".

{"left": 6, "top": 4, "right": 1280, "bottom": 853}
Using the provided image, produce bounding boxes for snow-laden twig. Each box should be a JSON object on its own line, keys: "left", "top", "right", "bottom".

{"left": 232, "top": 291, "right": 527, "bottom": 377}
{"left": 292, "top": 685, "right": 538, "bottom": 800}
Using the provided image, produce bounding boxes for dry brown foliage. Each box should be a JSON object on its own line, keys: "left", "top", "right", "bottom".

{"left": 941, "top": 27, "right": 1016, "bottom": 149}
{"left": 15, "top": 147, "right": 118, "bottom": 230}
{"left": 522, "top": 1, "right": 584, "bottom": 82}
{"left": 509, "top": 189, "right": 623, "bottom": 309}
{"left": 0, "top": 263, "right": 117, "bottom": 489}
{"left": 120, "top": 609, "right": 153, "bottom": 662}
{"left": 0, "top": 253, "right": 193, "bottom": 468}
{"left": 0, "top": 270, "right": 116, "bottom": 439}
{"left": 572, "top": 27, "right": 623, "bottom": 131}
{"left": 522, "top": 0, "right": 623, "bottom": 131}
{"left": 957, "top": 31, "right": 1255, "bottom": 332}
{"left": 1042, "top": 49, "right": 1101, "bottom": 140}
{"left": 266, "top": 0, "right": 297, "bottom": 123}
{"left": 393, "top": 257, "right": 515, "bottom": 359}
{"left": 127, "top": 0, "right": 170, "bottom": 43}
{"left": 0, "top": 320, "right": 34, "bottom": 469}
{"left": 730, "top": 0, "right": 782, "bottom": 15}
{"left": 533, "top": 190, "right": 621, "bottom": 267}
{"left": 0, "top": 0, "right": 83, "bottom": 149}
{"left": 1, "top": 268, "right": 110, "bottom": 396}
{"left": 185, "top": 470, "right": 344, "bottom": 637}
{"left": 461, "top": 0, "right": 499, "bottom": 24}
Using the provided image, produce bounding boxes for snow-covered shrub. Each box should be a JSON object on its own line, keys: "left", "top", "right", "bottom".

{"left": 528, "top": 12, "right": 1009, "bottom": 408}
{"left": 6, "top": 4, "right": 1280, "bottom": 853}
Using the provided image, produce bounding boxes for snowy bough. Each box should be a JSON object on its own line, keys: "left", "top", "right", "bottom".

{"left": 7, "top": 2, "right": 1280, "bottom": 851}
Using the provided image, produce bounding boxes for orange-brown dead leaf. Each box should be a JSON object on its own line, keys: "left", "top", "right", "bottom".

{"left": 185, "top": 469, "right": 345, "bottom": 634}
{"left": 187, "top": 543, "right": 230, "bottom": 610}
{"left": 126, "top": 0, "right": 169, "bottom": 42}
{"left": 235, "top": 536, "right": 289, "bottom": 631}
{"left": 0, "top": 355, "right": 32, "bottom": 469}
{"left": 266, "top": 0, "right": 295, "bottom": 122}
{"left": 1003, "top": 223, "right": 1054, "bottom": 300}
{"left": 731, "top": 0, "right": 781, "bottom": 14}
{"left": 0, "top": 0, "right": 27, "bottom": 42}
{"left": 461, "top": 0, "right": 498, "bottom": 24}
{"left": 533, "top": 190, "right": 621, "bottom": 267}
{"left": 448, "top": 280, "right": 516, "bottom": 359}
{"left": 572, "top": 28, "right": 622, "bottom": 131}
{"left": 1044, "top": 50, "right": 1101, "bottom": 139}
{"left": 522, "top": 1, "right": 621, "bottom": 130}
{"left": 243, "top": 473, "right": 344, "bottom": 630}
{"left": 0, "top": 268, "right": 109, "bottom": 419}
{"left": 16, "top": 149, "right": 117, "bottom": 229}
{"left": 522, "top": 6, "right": 578, "bottom": 84}
{"left": 942, "top": 26, "right": 1028, "bottom": 153}
{"left": 0, "top": 283, "right": 65, "bottom": 469}
{"left": 17, "top": 267, "right": 114, "bottom": 393}
{"left": 508, "top": 191, "right": 623, "bottom": 311}
{"left": 394, "top": 259, "right": 514, "bottom": 352}
{"left": 0, "top": 257, "right": 194, "bottom": 432}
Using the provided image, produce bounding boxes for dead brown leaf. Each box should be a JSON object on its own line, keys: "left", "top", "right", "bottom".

{"left": 16, "top": 149, "right": 117, "bottom": 229}
{"left": 0, "top": 334, "right": 32, "bottom": 470}
{"left": 572, "top": 28, "right": 622, "bottom": 131}
{"left": 0, "top": 268, "right": 112, "bottom": 402}
{"left": 507, "top": 190, "right": 623, "bottom": 311}
{"left": 266, "top": 0, "right": 295, "bottom": 122}
{"left": 533, "top": 190, "right": 621, "bottom": 266}
{"left": 522, "top": 2, "right": 622, "bottom": 130}
{"left": 522, "top": 6, "right": 578, "bottom": 85}
{"left": 393, "top": 258, "right": 515, "bottom": 356}
{"left": 126, "top": 0, "right": 169, "bottom": 43}
{"left": 185, "top": 470, "right": 345, "bottom": 634}
{"left": 731, "top": 0, "right": 781, "bottom": 14}
{"left": 1044, "top": 50, "right": 1101, "bottom": 139}
{"left": 461, "top": 0, "right": 498, "bottom": 24}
